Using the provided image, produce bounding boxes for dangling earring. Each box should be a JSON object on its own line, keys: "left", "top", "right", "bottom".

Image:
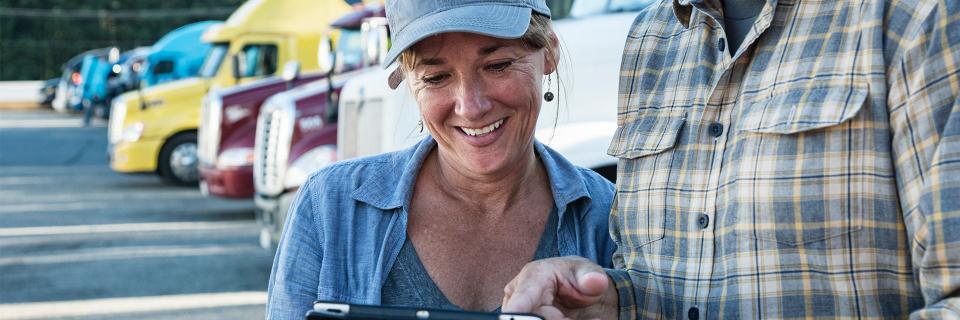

{"left": 543, "top": 73, "right": 554, "bottom": 102}
{"left": 416, "top": 119, "right": 424, "bottom": 133}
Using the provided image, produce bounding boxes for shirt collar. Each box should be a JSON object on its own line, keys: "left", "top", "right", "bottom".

{"left": 672, "top": 0, "right": 696, "bottom": 28}
{"left": 672, "top": 0, "right": 778, "bottom": 30}
{"left": 351, "top": 136, "right": 592, "bottom": 213}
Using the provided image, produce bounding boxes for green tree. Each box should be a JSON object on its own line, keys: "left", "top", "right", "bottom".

{"left": 0, "top": 0, "right": 244, "bottom": 80}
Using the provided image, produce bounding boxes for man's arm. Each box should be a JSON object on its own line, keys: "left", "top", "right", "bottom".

{"left": 886, "top": 1, "right": 960, "bottom": 318}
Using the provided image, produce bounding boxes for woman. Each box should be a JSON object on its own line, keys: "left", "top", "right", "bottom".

{"left": 266, "top": 0, "right": 615, "bottom": 318}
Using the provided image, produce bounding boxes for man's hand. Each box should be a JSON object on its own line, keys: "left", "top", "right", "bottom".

{"left": 502, "top": 256, "right": 619, "bottom": 320}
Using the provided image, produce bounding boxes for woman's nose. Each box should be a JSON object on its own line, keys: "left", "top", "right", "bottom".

{"left": 454, "top": 76, "right": 492, "bottom": 121}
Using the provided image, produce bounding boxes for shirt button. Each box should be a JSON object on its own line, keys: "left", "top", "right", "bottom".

{"left": 718, "top": 38, "right": 726, "bottom": 52}
{"left": 688, "top": 306, "right": 700, "bottom": 320}
{"left": 698, "top": 214, "right": 710, "bottom": 229}
{"left": 708, "top": 122, "right": 724, "bottom": 137}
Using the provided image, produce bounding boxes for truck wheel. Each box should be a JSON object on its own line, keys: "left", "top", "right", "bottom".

{"left": 158, "top": 132, "right": 199, "bottom": 186}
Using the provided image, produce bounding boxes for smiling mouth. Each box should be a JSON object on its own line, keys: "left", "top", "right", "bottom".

{"left": 459, "top": 118, "right": 505, "bottom": 137}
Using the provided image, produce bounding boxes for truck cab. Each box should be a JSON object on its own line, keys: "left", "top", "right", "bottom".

{"left": 138, "top": 21, "right": 222, "bottom": 89}
{"left": 108, "top": 0, "right": 351, "bottom": 185}
{"left": 198, "top": 5, "right": 386, "bottom": 199}
{"left": 252, "top": 14, "right": 390, "bottom": 249}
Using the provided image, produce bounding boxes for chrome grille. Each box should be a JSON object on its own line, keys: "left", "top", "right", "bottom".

{"left": 198, "top": 94, "right": 222, "bottom": 167}
{"left": 254, "top": 96, "right": 294, "bottom": 196}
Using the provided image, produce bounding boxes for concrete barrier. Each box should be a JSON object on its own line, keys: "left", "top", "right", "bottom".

{"left": 0, "top": 81, "right": 43, "bottom": 109}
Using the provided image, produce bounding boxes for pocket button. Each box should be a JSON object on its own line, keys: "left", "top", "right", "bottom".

{"left": 708, "top": 122, "right": 724, "bottom": 137}
{"left": 688, "top": 306, "right": 700, "bottom": 320}
{"left": 697, "top": 214, "right": 710, "bottom": 229}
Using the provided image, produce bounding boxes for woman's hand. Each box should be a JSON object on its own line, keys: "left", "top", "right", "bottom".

{"left": 502, "top": 256, "right": 619, "bottom": 320}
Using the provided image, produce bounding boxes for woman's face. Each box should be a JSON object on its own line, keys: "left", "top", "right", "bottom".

{"left": 406, "top": 32, "right": 555, "bottom": 176}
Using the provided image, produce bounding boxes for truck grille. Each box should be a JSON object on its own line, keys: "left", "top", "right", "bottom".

{"left": 254, "top": 98, "right": 294, "bottom": 196}
{"left": 198, "top": 95, "right": 222, "bottom": 167}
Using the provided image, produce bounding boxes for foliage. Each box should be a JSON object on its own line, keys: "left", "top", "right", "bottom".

{"left": 0, "top": 0, "right": 244, "bottom": 80}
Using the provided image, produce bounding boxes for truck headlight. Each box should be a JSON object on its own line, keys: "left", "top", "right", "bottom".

{"left": 216, "top": 147, "right": 255, "bottom": 169}
{"left": 122, "top": 122, "right": 145, "bottom": 142}
{"left": 284, "top": 145, "right": 337, "bottom": 190}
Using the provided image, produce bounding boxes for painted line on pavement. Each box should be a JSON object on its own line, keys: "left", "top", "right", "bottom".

{"left": 0, "top": 291, "right": 266, "bottom": 320}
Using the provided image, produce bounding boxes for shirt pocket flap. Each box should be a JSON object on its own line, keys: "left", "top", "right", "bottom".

{"left": 739, "top": 84, "right": 867, "bottom": 134}
{"left": 607, "top": 112, "right": 687, "bottom": 159}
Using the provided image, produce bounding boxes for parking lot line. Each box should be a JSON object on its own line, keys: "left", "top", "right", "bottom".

{"left": 0, "top": 291, "right": 266, "bottom": 320}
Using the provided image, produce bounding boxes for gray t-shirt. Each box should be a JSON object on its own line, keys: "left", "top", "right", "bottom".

{"left": 722, "top": 0, "right": 765, "bottom": 54}
{"left": 381, "top": 209, "right": 560, "bottom": 311}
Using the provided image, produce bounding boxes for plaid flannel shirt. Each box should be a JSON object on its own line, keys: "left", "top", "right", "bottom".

{"left": 605, "top": 0, "right": 960, "bottom": 319}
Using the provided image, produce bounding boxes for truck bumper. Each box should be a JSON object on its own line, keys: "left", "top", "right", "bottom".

{"left": 254, "top": 192, "right": 296, "bottom": 250}
{"left": 111, "top": 138, "right": 161, "bottom": 173}
{"left": 199, "top": 165, "right": 254, "bottom": 198}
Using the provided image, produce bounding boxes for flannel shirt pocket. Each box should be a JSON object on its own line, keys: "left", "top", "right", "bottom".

{"left": 608, "top": 111, "right": 686, "bottom": 248}
{"left": 733, "top": 82, "right": 868, "bottom": 246}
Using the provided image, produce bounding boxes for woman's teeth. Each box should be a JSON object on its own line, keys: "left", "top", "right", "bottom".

{"left": 461, "top": 119, "right": 504, "bottom": 137}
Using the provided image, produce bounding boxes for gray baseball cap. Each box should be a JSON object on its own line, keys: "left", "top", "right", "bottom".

{"left": 384, "top": 0, "right": 551, "bottom": 89}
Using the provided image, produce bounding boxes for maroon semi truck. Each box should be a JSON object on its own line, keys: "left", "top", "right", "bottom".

{"left": 253, "top": 15, "right": 389, "bottom": 249}
{"left": 197, "top": 7, "right": 382, "bottom": 198}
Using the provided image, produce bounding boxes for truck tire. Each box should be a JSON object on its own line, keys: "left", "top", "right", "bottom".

{"left": 158, "top": 132, "right": 199, "bottom": 186}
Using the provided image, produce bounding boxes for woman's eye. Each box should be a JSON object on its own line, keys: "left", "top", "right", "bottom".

{"left": 487, "top": 61, "right": 513, "bottom": 72}
{"left": 421, "top": 74, "right": 448, "bottom": 84}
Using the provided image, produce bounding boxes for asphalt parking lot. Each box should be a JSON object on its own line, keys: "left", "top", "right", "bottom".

{"left": 0, "top": 109, "right": 273, "bottom": 320}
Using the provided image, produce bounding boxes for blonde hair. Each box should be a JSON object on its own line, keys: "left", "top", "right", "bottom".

{"left": 398, "top": 13, "right": 557, "bottom": 73}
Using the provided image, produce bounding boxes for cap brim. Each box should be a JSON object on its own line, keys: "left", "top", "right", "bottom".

{"left": 388, "top": 67, "right": 405, "bottom": 89}
{"left": 384, "top": 4, "right": 533, "bottom": 89}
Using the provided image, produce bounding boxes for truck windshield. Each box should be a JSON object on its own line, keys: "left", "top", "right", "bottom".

{"left": 199, "top": 44, "right": 228, "bottom": 78}
{"left": 569, "top": 0, "right": 655, "bottom": 18}
{"left": 337, "top": 29, "right": 363, "bottom": 71}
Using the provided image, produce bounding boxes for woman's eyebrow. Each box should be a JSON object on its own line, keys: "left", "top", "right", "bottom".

{"left": 416, "top": 44, "right": 508, "bottom": 67}
{"left": 478, "top": 44, "right": 505, "bottom": 56}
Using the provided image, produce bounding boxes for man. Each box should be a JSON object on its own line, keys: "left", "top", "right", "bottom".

{"left": 502, "top": 0, "right": 960, "bottom": 319}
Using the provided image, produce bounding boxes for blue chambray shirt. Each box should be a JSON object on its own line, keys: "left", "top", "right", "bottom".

{"left": 266, "top": 136, "right": 617, "bottom": 320}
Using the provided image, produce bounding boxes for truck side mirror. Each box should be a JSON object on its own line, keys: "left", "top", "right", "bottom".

{"left": 108, "top": 47, "right": 121, "bottom": 64}
{"left": 282, "top": 61, "right": 301, "bottom": 82}
{"left": 282, "top": 61, "right": 301, "bottom": 89}
{"left": 361, "top": 18, "right": 390, "bottom": 67}
{"left": 317, "top": 36, "right": 336, "bottom": 75}
{"left": 231, "top": 54, "right": 241, "bottom": 81}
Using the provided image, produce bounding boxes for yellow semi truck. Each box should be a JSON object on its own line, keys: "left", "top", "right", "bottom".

{"left": 108, "top": 0, "right": 351, "bottom": 185}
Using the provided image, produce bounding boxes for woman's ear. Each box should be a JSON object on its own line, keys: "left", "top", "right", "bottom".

{"left": 543, "top": 31, "right": 560, "bottom": 75}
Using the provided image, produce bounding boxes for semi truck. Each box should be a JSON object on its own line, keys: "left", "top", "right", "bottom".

{"left": 252, "top": 15, "right": 390, "bottom": 249}
{"left": 108, "top": 0, "right": 352, "bottom": 185}
{"left": 197, "top": 5, "right": 385, "bottom": 199}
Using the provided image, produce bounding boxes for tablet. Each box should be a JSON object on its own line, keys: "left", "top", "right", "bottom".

{"left": 307, "top": 301, "right": 544, "bottom": 320}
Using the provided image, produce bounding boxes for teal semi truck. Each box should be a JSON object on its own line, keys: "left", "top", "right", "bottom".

{"left": 73, "top": 21, "right": 222, "bottom": 123}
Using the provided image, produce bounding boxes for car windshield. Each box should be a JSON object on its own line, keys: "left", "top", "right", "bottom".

{"left": 569, "top": 0, "right": 655, "bottom": 18}
{"left": 198, "top": 44, "right": 228, "bottom": 78}
{"left": 337, "top": 29, "right": 363, "bottom": 71}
